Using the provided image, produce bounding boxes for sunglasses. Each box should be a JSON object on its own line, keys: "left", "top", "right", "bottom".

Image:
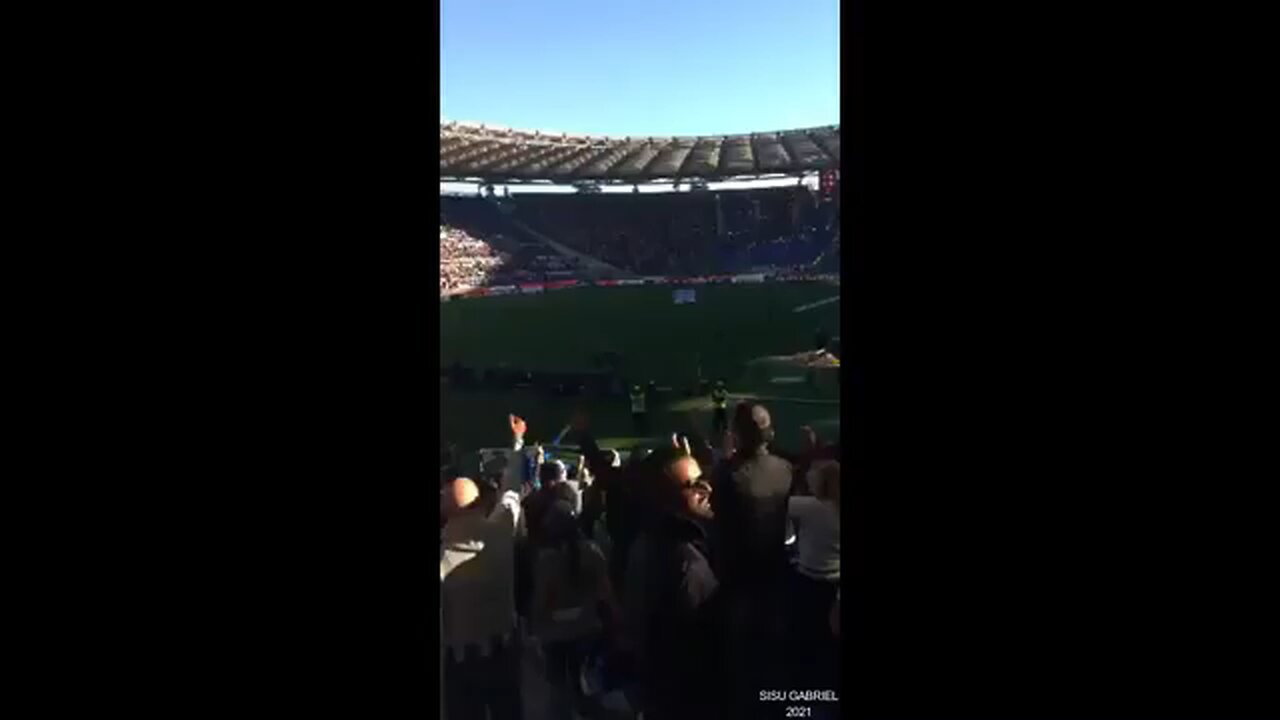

{"left": 680, "top": 478, "right": 712, "bottom": 495}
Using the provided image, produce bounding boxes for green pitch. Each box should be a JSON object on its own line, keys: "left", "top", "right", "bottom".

{"left": 439, "top": 283, "right": 841, "bottom": 461}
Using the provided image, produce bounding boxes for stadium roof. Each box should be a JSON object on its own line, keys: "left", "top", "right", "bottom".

{"left": 440, "top": 121, "right": 840, "bottom": 184}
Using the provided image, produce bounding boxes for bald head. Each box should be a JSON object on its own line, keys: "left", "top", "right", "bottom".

{"left": 443, "top": 477, "right": 480, "bottom": 516}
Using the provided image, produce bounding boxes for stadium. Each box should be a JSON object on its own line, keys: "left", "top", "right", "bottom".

{"left": 439, "top": 5, "right": 842, "bottom": 717}
{"left": 440, "top": 121, "right": 843, "bottom": 468}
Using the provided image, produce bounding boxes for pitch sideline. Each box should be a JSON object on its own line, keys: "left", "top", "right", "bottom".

{"left": 792, "top": 295, "right": 840, "bottom": 313}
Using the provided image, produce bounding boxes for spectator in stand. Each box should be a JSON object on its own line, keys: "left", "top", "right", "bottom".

{"left": 774, "top": 425, "right": 836, "bottom": 497}
{"left": 623, "top": 440, "right": 723, "bottom": 719}
{"left": 531, "top": 499, "right": 623, "bottom": 720}
{"left": 710, "top": 402, "right": 794, "bottom": 717}
{"left": 439, "top": 414, "right": 526, "bottom": 720}
{"left": 524, "top": 452, "right": 583, "bottom": 545}
{"left": 439, "top": 211, "right": 584, "bottom": 295}
{"left": 502, "top": 186, "right": 836, "bottom": 278}
{"left": 578, "top": 447, "right": 618, "bottom": 539}
{"left": 438, "top": 222, "right": 512, "bottom": 292}
{"left": 574, "top": 415, "right": 642, "bottom": 594}
{"left": 786, "top": 460, "right": 841, "bottom": 687}
{"left": 514, "top": 443, "right": 585, "bottom": 631}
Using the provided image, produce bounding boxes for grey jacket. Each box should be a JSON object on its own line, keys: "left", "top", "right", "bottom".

{"left": 439, "top": 437, "right": 525, "bottom": 656}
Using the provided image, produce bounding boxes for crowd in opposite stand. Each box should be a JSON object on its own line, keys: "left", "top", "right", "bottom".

{"left": 439, "top": 186, "right": 842, "bottom": 295}
{"left": 440, "top": 224, "right": 509, "bottom": 293}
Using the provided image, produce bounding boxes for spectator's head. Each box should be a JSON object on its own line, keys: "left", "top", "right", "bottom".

{"left": 481, "top": 452, "right": 509, "bottom": 479}
{"left": 732, "top": 402, "right": 774, "bottom": 454}
{"left": 638, "top": 444, "right": 711, "bottom": 520}
{"left": 539, "top": 459, "right": 568, "bottom": 486}
{"left": 475, "top": 475, "right": 501, "bottom": 513}
{"left": 807, "top": 460, "right": 841, "bottom": 502}
{"left": 441, "top": 477, "right": 481, "bottom": 520}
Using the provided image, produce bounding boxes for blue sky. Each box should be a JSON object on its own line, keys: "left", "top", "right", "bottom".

{"left": 440, "top": 0, "right": 839, "bottom": 137}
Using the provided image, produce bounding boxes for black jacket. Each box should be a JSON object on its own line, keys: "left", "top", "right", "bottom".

{"left": 577, "top": 432, "right": 641, "bottom": 554}
{"left": 710, "top": 446, "right": 793, "bottom": 590}
{"left": 624, "top": 512, "right": 723, "bottom": 713}
{"left": 523, "top": 481, "right": 580, "bottom": 546}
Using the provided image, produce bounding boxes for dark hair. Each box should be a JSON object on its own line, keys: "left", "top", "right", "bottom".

{"left": 634, "top": 445, "right": 694, "bottom": 512}
{"left": 539, "top": 459, "right": 566, "bottom": 485}
{"left": 643, "top": 445, "right": 688, "bottom": 472}
{"left": 541, "top": 500, "right": 585, "bottom": 584}
{"left": 475, "top": 476, "right": 500, "bottom": 513}
{"left": 732, "top": 402, "right": 774, "bottom": 453}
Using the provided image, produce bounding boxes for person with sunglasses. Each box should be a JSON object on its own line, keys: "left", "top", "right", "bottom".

{"left": 620, "top": 438, "right": 723, "bottom": 719}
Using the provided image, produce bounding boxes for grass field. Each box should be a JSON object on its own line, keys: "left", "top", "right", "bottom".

{"left": 440, "top": 282, "right": 841, "bottom": 463}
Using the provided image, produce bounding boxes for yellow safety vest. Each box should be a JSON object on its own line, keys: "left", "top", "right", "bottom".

{"left": 712, "top": 389, "right": 728, "bottom": 409}
{"left": 630, "top": 392, "right": 646, "bottom": 413}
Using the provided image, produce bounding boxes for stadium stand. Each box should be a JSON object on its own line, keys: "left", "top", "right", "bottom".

{"left": 438, "top": 121, "right": 842, "bottom": 292}
{"left": 440, "top": 198, "right": 590, "bottom": 293}
{"left": 439, "top": 185, "right": 839, "bottom": 290}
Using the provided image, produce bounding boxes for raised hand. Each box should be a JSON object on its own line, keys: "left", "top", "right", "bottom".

{"left": 509, "top": 414, "right": 527, "bottom": 437}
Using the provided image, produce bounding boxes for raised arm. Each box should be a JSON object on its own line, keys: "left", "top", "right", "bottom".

{"left": 500, "top": 414, "right": 528, "bottom": 494}
{"left": 571, "top": 410, "right": 614, "bottom": 480}
{"left": 488, "top": 488, "right": 523, "bottom": 534}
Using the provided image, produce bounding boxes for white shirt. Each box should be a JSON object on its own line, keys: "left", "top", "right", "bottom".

{"left": 787, "top": 496, "right": 840, "bottom": 580}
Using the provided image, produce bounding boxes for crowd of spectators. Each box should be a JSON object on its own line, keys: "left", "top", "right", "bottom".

{"left": 441, "top": 198, "right": 588, "bottom": 294}
{"left": 440, "top": 224, "right": 509, "bottom": 293}
{"left": 440, "top": 187, "right": 840, "bottom": 295}
{"left": 440, "top": 406, "right": 843, "bottom": 719}
{"left": 505, "top": 185, "right": 841, "bottom": 277}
